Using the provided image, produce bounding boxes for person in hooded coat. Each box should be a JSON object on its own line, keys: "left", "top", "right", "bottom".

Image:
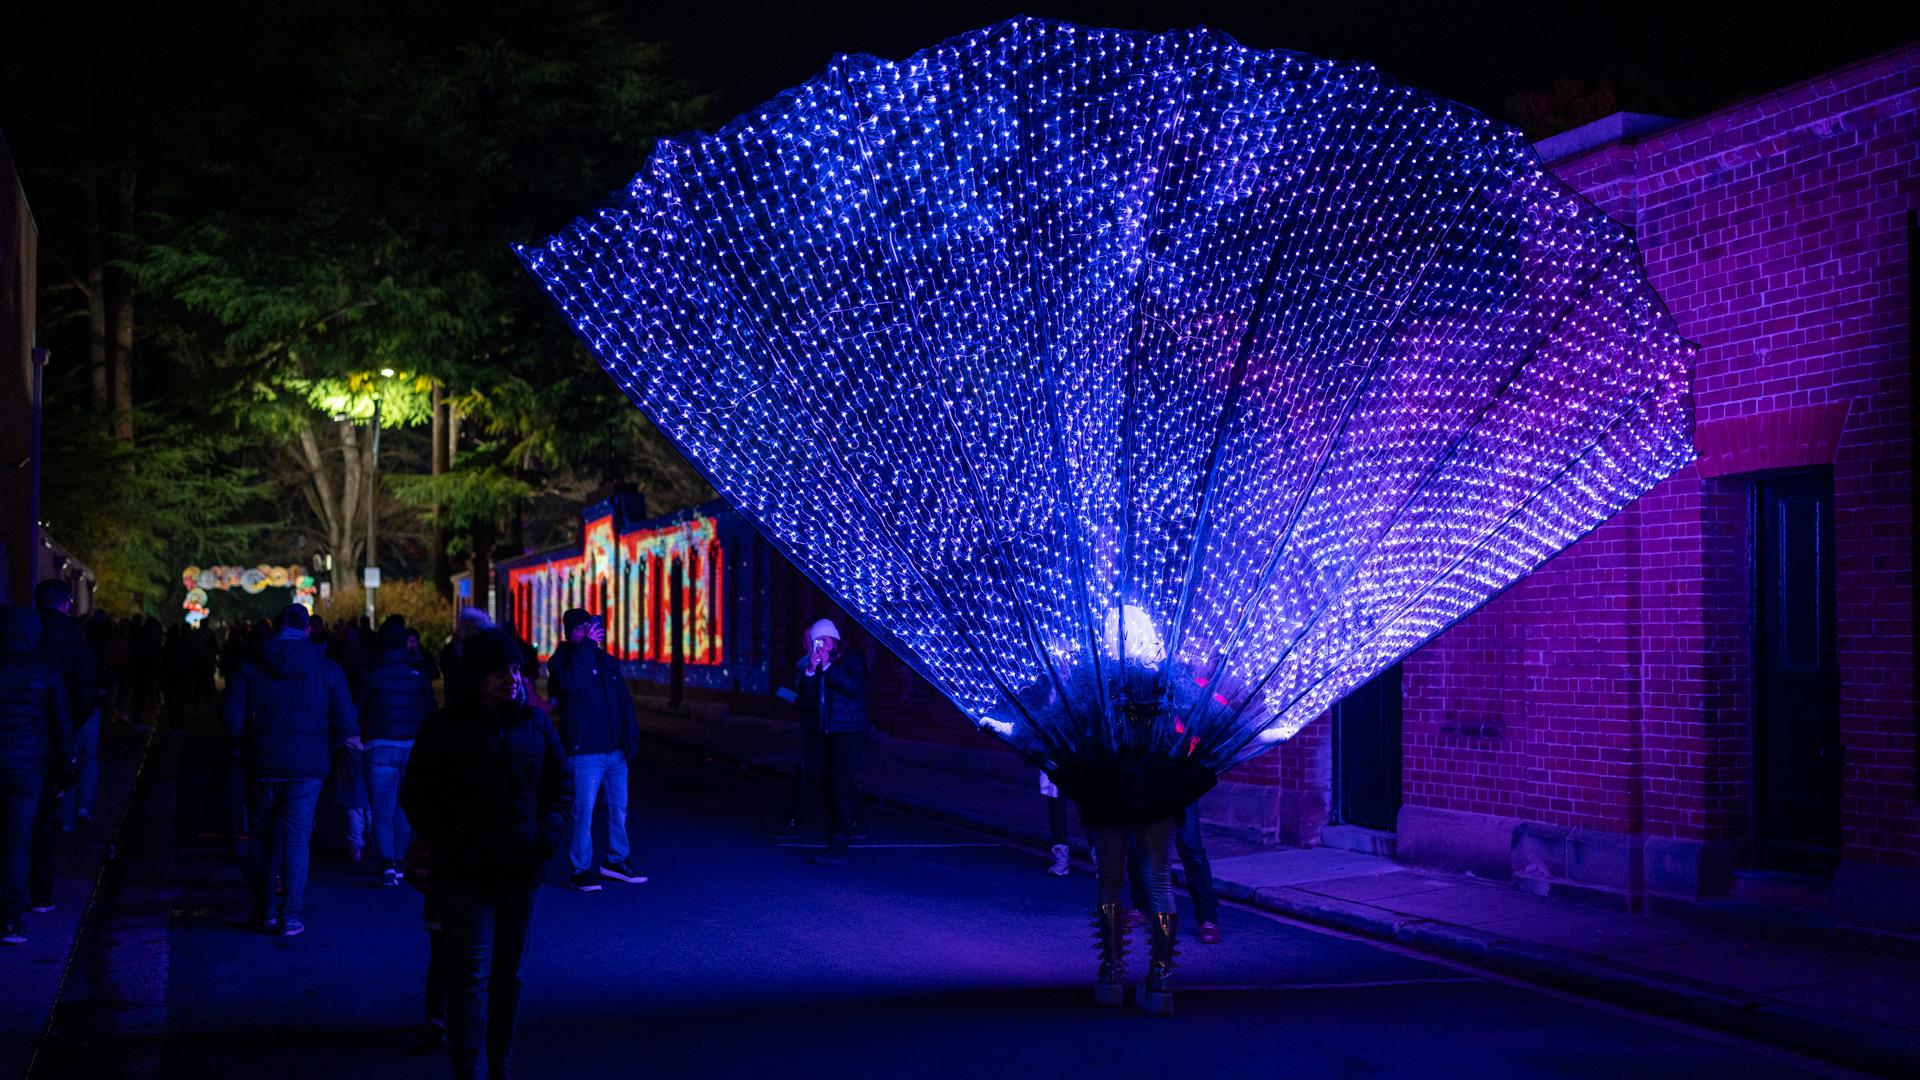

{"left": 402, "top": 628, "right": 570, "bottom": 1080}
{"left": 0, "top": 607, "right": 70, "bottom": 945}
{"left": 223, "top": 604, "right": 358, "bottom": 937}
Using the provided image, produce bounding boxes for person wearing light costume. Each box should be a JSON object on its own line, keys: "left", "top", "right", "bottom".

{"left": 517, "top": 15, "right": 1696, "bottom": 1024}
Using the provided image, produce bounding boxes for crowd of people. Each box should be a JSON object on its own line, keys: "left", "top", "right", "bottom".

{"left": 6, "top": 586, "right": 1228, "bottom": 1073}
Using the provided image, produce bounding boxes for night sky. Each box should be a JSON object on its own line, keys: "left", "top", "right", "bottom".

{"left": 627, "top": 0, "right": 1920, "bottom": 133}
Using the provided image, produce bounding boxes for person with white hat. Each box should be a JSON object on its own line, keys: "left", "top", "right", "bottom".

{"left": 790, "top": 618, "right": 869, "bottom": 865}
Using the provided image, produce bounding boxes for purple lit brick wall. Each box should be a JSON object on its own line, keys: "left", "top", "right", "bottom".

{"left": 1392, "top": 45, "right": 1918, "bottom": 885}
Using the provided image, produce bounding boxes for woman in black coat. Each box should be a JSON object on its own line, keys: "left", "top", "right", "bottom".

{"left": 792, "top": 618, "right": 869, "bottom": 865}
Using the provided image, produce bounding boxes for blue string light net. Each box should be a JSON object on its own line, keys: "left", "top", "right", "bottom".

{"left": 519, "top": 17, "right": 1694, "bottom": 817}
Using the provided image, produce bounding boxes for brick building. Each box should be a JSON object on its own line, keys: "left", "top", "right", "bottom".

{"left": 0, "top": 131, "right": 44, "bottom": 607}
{"left": 1266, "top": 44, "right": 1918, "bottom": 931}
{"left": 497, "top": 44, "right": 1917, "bottom": 931}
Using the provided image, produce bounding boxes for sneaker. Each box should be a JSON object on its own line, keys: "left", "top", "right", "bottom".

{"left": 1048, "top": 843, "right": 1071, "bottom": 876}
{"left": 599, "top": 860, "right": 648, "bottom": 885}
{"left": 570, "top": 871, "right": 603, "bottom": 893}
{"left": 28, "top": 902, "right": 54, "bottom": 914}
{"left": 279, "top": 919, "right": 306, "bottom": 938}
{"left": 1, "top": 921, "right": 25, "bottom": 945}
{"left": 1197, "top": 920, "right": 1222, "bottom": 944}
{"left": 382, "top": 865, "right": 403, "bottom": 887}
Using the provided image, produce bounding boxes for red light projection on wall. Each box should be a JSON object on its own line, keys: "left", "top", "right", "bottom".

{"left": 505, "top": 513, "right": 723, "bottom": 665}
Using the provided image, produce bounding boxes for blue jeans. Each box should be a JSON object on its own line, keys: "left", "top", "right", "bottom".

{"left": 1092, "top": 817, "right": 1175, "bottom": 915}
{"left": 438, "top": 883, "right": 537, "bottom": 1080}
{"left": 364, "top": 743, "right": 412, "bottom": 863}
{"left": 246, "top": 778, "right": 323, "bottom": 921}
{"left": 1129, "top": 801, "right": 1219, "bottom": 922}
{"left": 61, "top": 711, "right": 101, "bottom": 829}
{"left": 1, "top": 771, "right": 43, "bottom": 921}
{"left": 568, "top": 751, "right": 629, "bottom": 874}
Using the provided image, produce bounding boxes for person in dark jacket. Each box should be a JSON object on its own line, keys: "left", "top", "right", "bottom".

{"left": 222, "top": 604, "right": 359, "bottom": 937}
{"left": 0, "top": 607, "right": 71, "bottom": 945}
{"left": 31, "top": 581, "right": 96, "bottom": 910}
{"left": 791, "top": 618, "right": 869, "bottom": 866}
{"left": 547, "top": 609, "right": 643, "bottom": 892}
{"left": 401, "top": 628, "right": 570, "bottom": 1080}
{"left": 359, "top": 620, "right": 436, "bottom": 886}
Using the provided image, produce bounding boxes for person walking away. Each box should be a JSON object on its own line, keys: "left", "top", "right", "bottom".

{"left": 128, "top": 617, "right": 161, "bottom": 727}
{"left": 439, "top": 608, "right": 495, "bottom": 714}
{"left": 223, "top": 604, "right": 359, "bottom": 937}
{"left": 548, "top": 610, "right": 643, "bottom": 892}
{"left": 1040, "top": 771, "right": 1072, "bottom": 875}
{"left": 792, "top": 619, "right": 868, "bottom": 865}
{"left": 85, "top": 610, "right": 115, "bottom": 732}
{"left": 360, "top": 621, "right": 435, "bottom": 886}
{"left": 162, "top": 623, "right": 193, "bottom": 733}
{"left": 0, "top": 607, "right": 71, "bottom": 945}
{"left": 31, "top": 583, "right": 95, "bottom": 912}
{"left": 405, "top": 627, "right": 441, "bottom": 685}
{"left": 401, "top": 629, "right": 570, "bottom": 1080}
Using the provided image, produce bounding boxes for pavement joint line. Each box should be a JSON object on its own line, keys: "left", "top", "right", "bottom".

{"left": 1198, "top": 977, "right": 1484, "bottom": 991}
{"left": 772, "top": 842, "right": 1004, "bottom": 849}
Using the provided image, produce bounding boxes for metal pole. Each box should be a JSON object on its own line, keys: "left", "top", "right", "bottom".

{"left": 365, "top": 394, "right": 381, "bottom": 622}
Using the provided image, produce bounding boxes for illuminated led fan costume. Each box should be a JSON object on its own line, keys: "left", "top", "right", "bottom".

{"left": 519, "top": 18, "right": 1694, "bottom": 819}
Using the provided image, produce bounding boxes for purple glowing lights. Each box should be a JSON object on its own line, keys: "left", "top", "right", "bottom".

{"left": 519, "top": 18, "right": 1694, "bottom": 773}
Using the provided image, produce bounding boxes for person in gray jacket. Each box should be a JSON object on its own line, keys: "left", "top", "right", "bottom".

{"left": 223, "top": 604, "right": 358, "bottom": 937}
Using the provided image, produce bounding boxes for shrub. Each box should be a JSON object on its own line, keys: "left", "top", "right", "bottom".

{"left": 314, "top": 578, "right": 455, "bottom": 651}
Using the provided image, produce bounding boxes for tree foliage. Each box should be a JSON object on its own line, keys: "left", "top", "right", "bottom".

{"left": 9, "top": 1, "right": 714, "bottom": 611}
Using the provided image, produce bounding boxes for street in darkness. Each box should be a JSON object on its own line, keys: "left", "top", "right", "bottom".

{"left": 34, "top": 734, "right": 1859, "bottom": 1079}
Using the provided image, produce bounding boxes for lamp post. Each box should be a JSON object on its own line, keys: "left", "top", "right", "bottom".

{"left": 365, "top": 368, "right": 395, "bottom": 622}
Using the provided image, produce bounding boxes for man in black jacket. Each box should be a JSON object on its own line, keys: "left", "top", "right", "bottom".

{"left": 223, "top": 604, "right": 358, "bottom": 937}
{"left": 548, "top": 609, "right": 643, "bottom": 892}
{"left": 31, "top": 581, "right": 95, "bottom": 912}
{"left": 402, "top": 628, "right": 571, "bottom": 1080}
{"left": 0, "top": 607, "right": 70, "bottom": 945}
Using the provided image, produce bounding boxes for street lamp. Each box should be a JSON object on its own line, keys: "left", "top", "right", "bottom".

{"left": 365, "top": 369, "right": 397, "bottom": 622}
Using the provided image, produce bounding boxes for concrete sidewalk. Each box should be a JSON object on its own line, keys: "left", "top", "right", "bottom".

{"left": 0, "top": 724, "right": 149, "bottom": 1080}
{"left": 646, "top": 707, "right": 1920, "bottom": 1076}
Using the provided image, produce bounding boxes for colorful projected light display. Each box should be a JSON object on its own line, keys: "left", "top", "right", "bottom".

{"left": 505, "top": 512, "right": 724, "bottom": 665}
{"left": 519, "top": 19, "right": 1694, "bottom": 776}
{"left": 182, "top": 565, "right": 317, "bottom": 625}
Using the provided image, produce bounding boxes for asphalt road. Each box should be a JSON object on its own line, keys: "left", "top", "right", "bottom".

{"left": 35, "top": 738, "right": 1859, "bottom": 1079}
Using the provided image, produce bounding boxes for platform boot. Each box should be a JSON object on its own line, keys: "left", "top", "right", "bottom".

{"left": 1138, "top": 911, "right": 1178, "bottom": 1016}
{"left": 1092, "top": 901, "right": 1131, "bottom": 1006}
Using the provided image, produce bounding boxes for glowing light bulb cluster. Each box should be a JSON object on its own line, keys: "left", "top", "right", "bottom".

{"left": 519, "top": 18, "right": 1694, "bottom": 775}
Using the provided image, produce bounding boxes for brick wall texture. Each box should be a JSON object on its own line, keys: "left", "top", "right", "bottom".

{"left": 1395, "top": 46, "right": 1918, "bottom": 870}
